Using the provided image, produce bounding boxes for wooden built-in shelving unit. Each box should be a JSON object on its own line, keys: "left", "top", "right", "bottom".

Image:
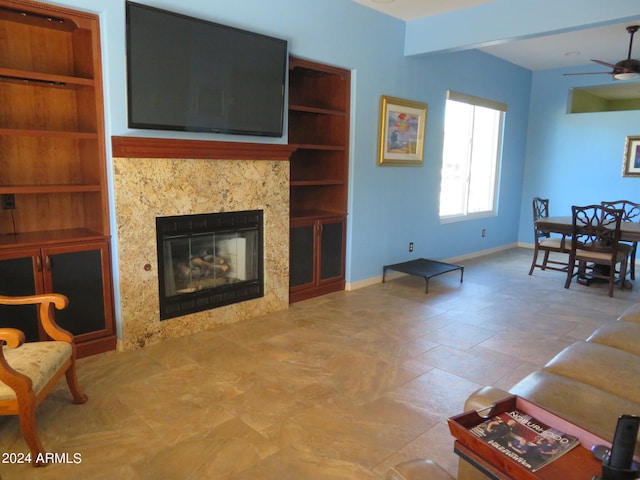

{"left": 0, "top": 0, "right": 115, "bottom": 357}
{"left": 288, "top": 57, "right": 350, "bottom": 303}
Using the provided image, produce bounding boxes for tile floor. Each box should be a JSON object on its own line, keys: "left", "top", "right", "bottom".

{"left": 0, "top": 248, "right": 637, "bottom": 479}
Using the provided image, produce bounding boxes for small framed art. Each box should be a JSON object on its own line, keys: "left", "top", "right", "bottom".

{"left": 377, "top": 95, "right": 427, "bottom": 166}
{"left": 623, "top": 135, "right": 640, "bottom": 177}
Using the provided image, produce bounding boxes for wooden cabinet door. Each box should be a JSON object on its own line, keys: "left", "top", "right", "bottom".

{"left": 290, "top": 216, "right": 346, "bottom": 302}
{"left": 0, "top": 242, "right": 115, "bottom": 349}
{"left": 42, "top": 241, "right": 115, "bottom": 345}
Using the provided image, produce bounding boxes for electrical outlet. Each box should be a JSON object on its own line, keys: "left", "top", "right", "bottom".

{"left": 409, "top": 242, "right": 414, "bottom": 252}
{"left": 1, "top": 194, "right": 15, "bottom": 210}
{"left": 481, "top": 229, "right": 486, "bottom": 237}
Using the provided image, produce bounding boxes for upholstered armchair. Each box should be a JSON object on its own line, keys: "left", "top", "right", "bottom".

{"left": 0, "top": 293, "right": 87, "bottom": 467}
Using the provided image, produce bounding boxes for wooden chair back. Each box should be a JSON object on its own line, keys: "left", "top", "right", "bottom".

{"left": 601, "top": 200, "right": 640, "bottom": 223}
{"left": 532, "top": 197, "right": 551, "bottom": 241}
{"left": 571, "top": 205, "right": 623, "bottom": 254}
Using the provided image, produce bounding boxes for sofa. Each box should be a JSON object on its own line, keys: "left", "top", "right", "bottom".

{"left": 458, "top": 302, "right": 640, "bottom": 480}
{"left": 387, "top": 302, "right": 640, "bottom": 480}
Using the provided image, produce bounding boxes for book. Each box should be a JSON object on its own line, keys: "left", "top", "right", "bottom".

{"left": 468, "top": 408, "right": 581, "bottom": 472}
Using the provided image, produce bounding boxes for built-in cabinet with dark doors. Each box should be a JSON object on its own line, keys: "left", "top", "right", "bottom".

{"left": 0, "top": 242, "right": 115, "bottom": 356}
{"left": 288, "top": 57, "right": 350, "bottom": 303}
{"left": 0, "top": 0, "right": 115, "bottom": 357}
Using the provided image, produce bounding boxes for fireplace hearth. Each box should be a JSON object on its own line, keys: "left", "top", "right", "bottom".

{"left": 156, "top": 210, "right": 264, "bottom": 320}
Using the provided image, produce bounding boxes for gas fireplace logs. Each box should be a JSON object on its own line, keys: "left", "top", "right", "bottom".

{"left": 174, "top": 252, "right": 234, "bottom": 292}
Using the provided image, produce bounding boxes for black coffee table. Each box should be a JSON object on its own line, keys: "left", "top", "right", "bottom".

{"left": 382, "top": 258, "right": 464, "bottom": 293}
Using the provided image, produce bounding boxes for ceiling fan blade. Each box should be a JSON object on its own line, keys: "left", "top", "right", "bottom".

{"left": 591, "top": 59, "right": 617, "bottom": 68}
{"left": 563, "top": 27, "right": 640, "bottom": 79}
{"left": 563, "top": 71, "right": 613, "bottom": 76}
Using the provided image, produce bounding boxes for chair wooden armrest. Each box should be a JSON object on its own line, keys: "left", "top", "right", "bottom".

{"left": 0, "top": 293, "right": 87, "bottom": 467}
{"left": 0, "top": 294, "right": 72, "bottom": 343}
{"left": 0, "top": 327, "right": 25, "bottom": 348}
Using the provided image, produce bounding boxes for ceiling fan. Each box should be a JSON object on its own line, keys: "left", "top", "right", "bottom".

{"left": 564, "top": 25, "right": 640, "bottom": 80}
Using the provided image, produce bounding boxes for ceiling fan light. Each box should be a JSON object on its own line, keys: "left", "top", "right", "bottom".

{"left": 614, "top": 72, "right": 639, "bottom": 80}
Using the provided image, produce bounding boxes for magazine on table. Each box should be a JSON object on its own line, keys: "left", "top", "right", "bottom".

{"left": 469, "top": 408, "right": 580, "bottom": 472}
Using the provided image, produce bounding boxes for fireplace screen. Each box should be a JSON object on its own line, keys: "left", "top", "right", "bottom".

{"left": 156, "top": 211, "right": 263, "bottom": 320}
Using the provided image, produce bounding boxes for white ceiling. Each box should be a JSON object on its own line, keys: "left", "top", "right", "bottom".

{"left": 479, "top": 22, "right": 640, "bottom": 72}
{"left": 351, "top": 0, "right": 640, "bottom": 72}
{"left": 351, "top": 0, "right": 497, "bottom": 21}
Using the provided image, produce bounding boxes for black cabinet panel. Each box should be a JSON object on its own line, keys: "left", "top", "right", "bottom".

{"left": 50, "top": 249, "right": 106, "bottom": 336}
{"left": 320, "top": 221, "right": 343, "bottom": 281}
{"left": 0, "top": 256, "right": 37, "bottom": 296}
{"left": 290, "top": 225, "right": 315, "bottom": 287}
{"left": 0, "top": 256, "right": 39, "bottom": 341}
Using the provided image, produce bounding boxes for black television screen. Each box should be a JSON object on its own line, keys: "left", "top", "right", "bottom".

{"left": 125, "top": 2, "right": 287, "bottom": 137}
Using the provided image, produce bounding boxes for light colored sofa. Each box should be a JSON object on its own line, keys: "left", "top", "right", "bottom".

{"left": 458, "top": 302, "right": 640, "bottom": 480}
{"left": 387, "top": 302, "right": 640, "bottom": 480}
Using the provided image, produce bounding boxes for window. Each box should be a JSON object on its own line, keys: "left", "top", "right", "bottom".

{"left": 439, "top": 91, "right": 506, "bottom": 220}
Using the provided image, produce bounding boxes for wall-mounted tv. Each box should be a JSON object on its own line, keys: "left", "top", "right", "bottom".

{"left": 125, "top": 2, "right": 288, "bottom": 137}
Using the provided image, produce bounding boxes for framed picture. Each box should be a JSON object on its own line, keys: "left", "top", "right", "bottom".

{"left": 623, "top": 135, "right": 640, "bottom": 177}
{"left": 377, "top": 95, "right": 427, "bottom": 166}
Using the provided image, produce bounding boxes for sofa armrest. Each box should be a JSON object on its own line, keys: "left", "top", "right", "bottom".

{"left": 464, "top": 386, "right": 511, "bottom": 415}
{"left": 618, "top": 304, "right": 640, "bottom": 324}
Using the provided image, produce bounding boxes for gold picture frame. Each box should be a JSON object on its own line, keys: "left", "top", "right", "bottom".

{"left": 377, "top": 95, "right": 427, "bottom": 166}
{"left": 623, "top": 135, "right": 640, "bottom": 177}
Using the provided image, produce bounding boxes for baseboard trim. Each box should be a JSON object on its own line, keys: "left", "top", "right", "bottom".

{"left": 346, "top": 243, "right": 518, "bottom": 291}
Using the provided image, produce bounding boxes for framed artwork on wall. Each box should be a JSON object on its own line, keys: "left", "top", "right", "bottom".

{"left": 623, "top": 135, "right": 640, "bottom": 177}
{"left": 377, "top": 95, "right": 427, "bottom": 166}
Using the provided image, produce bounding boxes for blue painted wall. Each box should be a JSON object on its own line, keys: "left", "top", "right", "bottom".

{"left": 42, "top": 0, "right": 623, "bottom": 290}
{"left": 517, "top": 67, "right": 640, "bottom": 244}
{"left": 349, "top": 50, "right": 531, "bottom": 283}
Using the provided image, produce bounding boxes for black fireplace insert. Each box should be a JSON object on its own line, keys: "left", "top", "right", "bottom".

{"left": 156, "top": 210, "right": 263, "bottom": 320}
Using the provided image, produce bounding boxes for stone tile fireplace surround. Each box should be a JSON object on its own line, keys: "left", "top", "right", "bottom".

{"left": 112, "top": 137, "right": 295, "bottom": 351}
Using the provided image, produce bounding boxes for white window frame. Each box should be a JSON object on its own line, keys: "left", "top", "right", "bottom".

{"left": 439, "top": 90, "right": 506, "bottom": 223}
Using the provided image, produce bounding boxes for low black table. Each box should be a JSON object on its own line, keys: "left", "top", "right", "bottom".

{"left": 382, "top": 258, "right": 464, "bottom": 293}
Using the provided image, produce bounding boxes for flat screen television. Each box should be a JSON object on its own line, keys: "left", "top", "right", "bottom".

{"left": 125, "top": 2, "right": 288, "bottom": 137}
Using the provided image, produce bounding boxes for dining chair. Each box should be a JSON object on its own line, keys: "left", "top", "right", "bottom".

{"left": 564, "top": 205, "right": 632, "bottom": 297}
{"left": 601, "top": 200, "right": 640, "bottom": 280}
{"left": 528, "top": 197, "right": 570, "bottom": 275}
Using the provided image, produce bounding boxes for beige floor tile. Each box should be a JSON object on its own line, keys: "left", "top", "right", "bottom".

{"left": 421, "top": 321, "right": 498, "bottom": 350}
{"left": 415, "top": 345, "right": 516, "bottom": 385}
{"left": 477, "top": 329, "right": 574, "bottom": 366}
{"left": 387, "top": 367, "right": 483, "bottom": 422}
{"left": 0, "top": 248, "right": 636, "bottom": 479}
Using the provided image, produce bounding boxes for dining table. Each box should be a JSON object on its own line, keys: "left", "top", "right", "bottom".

{"left": 536, "top": 215, "right": 640, "bottom": 242}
